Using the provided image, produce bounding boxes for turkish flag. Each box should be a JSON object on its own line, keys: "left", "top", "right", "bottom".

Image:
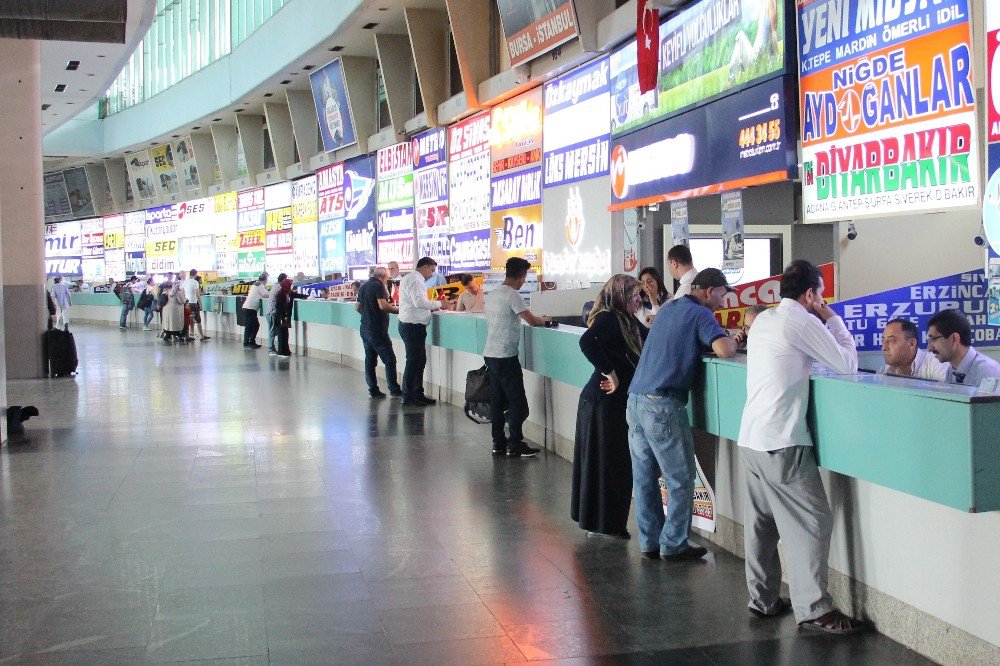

{"left": 637, "top": 0, "right": 659, "bottom": 94}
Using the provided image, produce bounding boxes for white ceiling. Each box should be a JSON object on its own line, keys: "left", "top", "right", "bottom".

{"left": 40, "top": 0, "right": 156, "bottom": 135}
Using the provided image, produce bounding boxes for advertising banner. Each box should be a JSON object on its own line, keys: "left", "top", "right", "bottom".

{"left": 237, "top": 187, "right": 265, "bottom": 233}
{"left": 151, "top": 144, "right": 180, "bottom": 195}
{"left": 377, "top": 172, "right": 415, "bottom": 211}
{"left": 831, "top": 270, "right": 998, "bottom": 352}
{"left": 799, "top": 0, "right": 978, "bottom": 222}
{"left": 376, "top": 208, "right": 415, "bottom": 268}
{"left": 265, "top": 201, "right": 293, "bottom": 277}
{"left": 720, "top": 190, "right": 745, "bottom": 271}
{"left": 126, "top": 251, "right": 146, "bottom": 276}
{"left": 449, "top": 229, "right": 491, "bottom": 272}
{"left": 376, "top": 143, "right": 415, "bottom": 270}
{"left": 318, "top": 163, "right": 346, "bottom": 220}
{"left": 542, "top": 176, "right": 613, "bottom": 289}
{"left": 310, "top": 58, "right": 357, "bottom": 153}
{"left": 80, "top": 218, "right": 104, "bottom": 259}
{"left": 81, "top": 257, "right": 106, "bottom": 282}
{"left": 44, "top": 221, "right": 82, "bottom": 277}
{"left": 237, "top": 250, "right": 266, "bottom": 278}
{"left": 670, "top": 200, "right": 689, "bottom": 247}
{"left": 413, "top": 127, "right": 449, "bottom": 271}
{"left": 103, "top": 214, "right": 125, "bottom": 251}
{"left": 623, "top": 209, "right": 640, "bottom": 276}
{"left": 448, "top": 111, "right": 491, "bottom": 235}
{"left": 44, "top": 172, "right": 72, "bottom": 218}
{"left": 317, "top": 163, "right": 346, "bottom": 275}
{"left": 172, "top": 136, "right": 200, "bottom": 190}
{"left": 319, "top": 218, "right": 346, "bottom": 276}
{"left": 611, "top": 0, "right": 787, "bottom": 137}
{"left": 292, "top": 175, "right": 319, "bottom": 276}
{"left": 491, "top": 167, "right": 543, "bottom": 271}
{"left": 125, "top": 149, "right": 157, "bottom": 200}
{"left": 496, "top": 0, "right": 579, "bottom": 68}
{"left": 344, "top": 156, "right": 378, "bottom": 269}
{"left": 124, "top": 211, "right": 146, "bottom": 273}
{"left": 609, "top": 76, "right": 795, "bottom": 210}
{"left": 712, "top": 262, "right": 836, "bottom": 329}
{"left": 213, "top": 193, "right": 238, "bottom": 276}
{"left": 175, "top": 197, "right": 215, "bottom": 239}
{"left": 491, "top": 88, "right": 544, "bottom": 176}
{"left": 145, "top": 205, "right": 179, "bottom": 275}
{"left": 543, "top": 56, "right": 611, "bottom": 188}
{"left": 63, "top": 167, "right": 95, "bottom": 218}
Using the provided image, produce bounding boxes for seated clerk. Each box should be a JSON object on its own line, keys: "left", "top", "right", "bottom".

{"left": 926, "top": 308, "right": 1000, "bottom": 387}
{"left": 878, "top": 318, "right": 948, "bottom": 381}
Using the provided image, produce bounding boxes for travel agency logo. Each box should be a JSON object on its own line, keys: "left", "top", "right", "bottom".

{"left": 343, "top": 169, "right": 375, "bottom": 221}
{"left": 611, "top": 133, "right": 695, "bottom": 201}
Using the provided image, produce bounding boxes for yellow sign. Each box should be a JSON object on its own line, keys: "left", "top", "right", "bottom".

{"left": 265, "top": 207, "right": 292, "bottom": 232}
{"left": 214, "top": 192, "right": 237, "bottom": 214}
{"left": 490, "top": 205, "right": 542, "bottom": 272}
{"left": 239, "top": 229, "right": 265, "bottom": 250}
{"left": 103, "top": 230, "right": 125, "bottom": 249}
{"left": 146, "top": 238, "right": 178, "bottom": 257}
{"left": 427, "top": 277, "right": 481, "bottom": 301}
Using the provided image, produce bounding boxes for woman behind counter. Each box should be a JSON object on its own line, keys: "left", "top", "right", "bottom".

{"left": 571, "top": 274, "right": 647, "bottom": 539}
{"left": 636, "top": 267, "right": 669, "bottom": 328}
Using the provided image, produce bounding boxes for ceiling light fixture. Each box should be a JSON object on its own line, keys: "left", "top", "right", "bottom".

{"left": 41, "top": 104, "right": 51, "bottom": 110}
{"left": 66, "top": 60, "right": 80, "bottom": 70}
{"left": 329, "top": 46, "right": 343, "bottom": 52}
{"left": 54, "top": 84, "right": 66, "bottom": 92}
{"left": 302, "top": 65, "right": 314, "bottom": 71}
{"left": 263, "top": 93, "right": 273, "bottom": 97}
{"left": 362, "top": 22, "right": 378, "bottom": 29}
{"left": 280, "top": 80, "right": 291, "bottom": 85}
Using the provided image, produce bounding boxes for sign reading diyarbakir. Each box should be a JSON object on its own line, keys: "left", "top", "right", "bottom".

{"left": 798, "top": 0, "right": 979, "bottom": 221}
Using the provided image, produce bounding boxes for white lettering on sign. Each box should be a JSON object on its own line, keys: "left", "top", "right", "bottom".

{"left": 318, "top": 163, "right": 344, "bottom": 192}
{"left": 377, "top": 143, "right": 412, "bottom": 178}
{"left": 492, "top": 170, "right": 542, "bottom": 209}
{"left": 545, "top": 59, "right": 609, "bottom": 109}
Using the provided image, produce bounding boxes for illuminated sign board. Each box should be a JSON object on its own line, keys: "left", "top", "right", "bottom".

{"left": 542, "top": 177, "right": 613, "bottom": 288}
{"left": 448, "top": 111, "right": 492, "bottom": 271}
{"left": 490, "top": 167, "right": 542, "bottom": 271}
{"left": 413, "top": 127, "right": 449, "bottom": 271}
{"left": 609, "top": 76, "right": 796, "bottom": 210}
{"left": 799, "top": 0, "right": 979, "bottom": 221}
{"left": 544, "top": 56, "right": 611, "bottom": 188}
{"left": 343, "top": 155, "right": 377, "bottom": 269}
{"left": 491, "top": 87, "right": 543, "bottom": 175}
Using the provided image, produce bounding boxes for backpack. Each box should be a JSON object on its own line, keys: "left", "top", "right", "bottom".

{"left": 464, "top": 365, "right": 492, "bottom": 424}
{"left": 136, "top": 290, "right": 153, "bottom": 310}
{"left": 154, "top": 292, "right": 168, "bottom": 313}
{"left": 120, "top": 285, "right": 134, "bottom": 307}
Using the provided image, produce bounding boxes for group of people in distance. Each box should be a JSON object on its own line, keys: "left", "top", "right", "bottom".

{"left": 239, "top": 271, "right": 302, "bottom": 356}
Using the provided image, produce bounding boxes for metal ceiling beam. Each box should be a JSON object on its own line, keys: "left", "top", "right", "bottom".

{"left": 0, "top": 0, "right": 126, "bottom": 23}
{"left": 0, "top": 18, "right": 126, "bottom": 42}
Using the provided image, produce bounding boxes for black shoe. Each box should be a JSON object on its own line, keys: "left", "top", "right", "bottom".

{"left": 491, "top": 444, "right": 506, "bottom": 457}
{"left": 388, "top": 388, "right": 403, "bottom": 397}
{"left": 402, "top": 398, "right": 426, "bottom": 407}
{"left": 506, "top": 442, "right": 540, "bottom": 458}
{"left": 641, "top": 550, "right": 660, "bottom": 560}
{"left": 661, "top": 545, "right": 708, "bottom": 561}
{"left": 370, "top": 390, "right": 387, "bottom": 398}
{"left": 417, "top": 395, "right": 436, "bottom": 405}
{"left": 252, "top": 343, "right": 262, "bottom": 348}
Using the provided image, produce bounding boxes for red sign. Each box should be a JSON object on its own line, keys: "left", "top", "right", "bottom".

{"left": 448, "top": 112, "right": 491, "bottom": 161}
{"left": 636, "top": 0, "right": 659, "bottom": 94}
{"left": 713, "top": 263, "right": 837, "bottom": 329}
{"left": 503, "top": 1, "right": 579, "bottom": 68}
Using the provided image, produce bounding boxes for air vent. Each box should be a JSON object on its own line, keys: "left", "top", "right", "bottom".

{"left": 66, "top": 60, "right": 80, "bottom": 71}
{"left": 54, "top": 84, "right": 66, "bottom": 92}
{"left": 212, "top": 118, "right": 221, "bottom": 122}
{"left": 263, "top": 93, "right": 273, "bottom": 97}
{"left": 302, "top": 65, "right": 314, "bottom": 71}
{"left": 41, "top": 104, "right": 51, "bottom": 110}
{"left": 235, "top": 108, "right": 245, "bottom": 113}
{"left": 192, "top": 126, "right": 201, "bottom": 130}
{"left": 329, "top": 46, "right": 343, "bottom": 52}
{"left": 362, "top": 22, "right": 378, "bottom": 29}
{"left": 280, "top": 80, "right": 291, "bottom": 85}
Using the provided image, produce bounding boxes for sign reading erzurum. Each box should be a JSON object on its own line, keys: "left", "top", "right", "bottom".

{"left": 798, "top": 0, "right": 979, "bottom": 222}
{"left": 496, "top": 0, "right": 579, "bottom": 68}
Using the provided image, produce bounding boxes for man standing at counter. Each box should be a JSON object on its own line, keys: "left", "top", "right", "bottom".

{"left": 398, "top": 257, "right": 451, "bottom": 406}
{"left": 667, "top": 245, "right": 698, "bottom": 300}
{"left": 387, "top": 261, "right": 401, "bottom": 304}
{"left": 926, "top": 309, "right": 1000, "bottom": 387}
{"left": 738, "top": 260, "right": 862, "bottom": 634}
{"left": 879, "top": 319, "right": 947, "bottom": 381}
{"left": 627, "top": 268, "right": 737, "bottom": 561}
{"left": 356, "top": 267, "right": 402, "bottom": 398}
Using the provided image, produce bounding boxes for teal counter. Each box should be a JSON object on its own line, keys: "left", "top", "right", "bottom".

{"left": 76, "top": 295, "right": 1000, "bottom": 513}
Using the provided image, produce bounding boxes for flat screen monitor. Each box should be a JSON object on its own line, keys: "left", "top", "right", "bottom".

{"left": 689, "top": 237, "right": 777, "bottom": 286}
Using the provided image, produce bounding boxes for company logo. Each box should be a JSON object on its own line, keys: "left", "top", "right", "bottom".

{"left": 343, "top": 170, "right": 375, "bottom": 221}
{"left": 611, "top": 145, "right": 628, "bottom": 199}
{"left": 177, "top": 201, "right": 207, "bottom": 219}
{"left": 611, "top": 134, "right": 696, "bottom": 201}
{"left": 565, "top": 186, "right": 584, "bottom": 250}
{"left": 410, "top": 137, "right": 421, "bottom": 167}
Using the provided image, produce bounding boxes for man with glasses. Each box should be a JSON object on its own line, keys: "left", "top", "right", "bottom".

{"left": 926, "top": 309, "right": 1000, "bottom": 387}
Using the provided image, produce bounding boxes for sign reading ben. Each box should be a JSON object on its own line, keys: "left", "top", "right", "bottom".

{"left": 798, "top": 0, "right": 979, "bottom": 222}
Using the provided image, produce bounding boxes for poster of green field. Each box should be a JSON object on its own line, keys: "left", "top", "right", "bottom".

{"left": 610, "top": 0, "right": 786, "bottom": 137}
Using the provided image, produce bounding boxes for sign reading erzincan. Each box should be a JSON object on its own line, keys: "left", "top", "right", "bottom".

{"left": 798, "top": 0, "right": 979, "bottom": 222}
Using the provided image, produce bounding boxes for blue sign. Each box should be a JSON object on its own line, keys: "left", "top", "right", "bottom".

{"left": 318, "top": 218, "right": 345, "bottom": 275}
{"left": 491, "top": 167, "right": 542, "bottom": 211}
{"left": 609, "top": 76, "right": 796, "bottom": 208}
{"left": 832, "top": 270, "right": 1000, "bottom": 352}
{"left": 544, "top": 56, "right": 610, "bottom": 188}
{"left": 343, "top": 155, "right": 376, "bottom": 269}
{"left": 310, "top": 58, "right": 357, "bottom": 153}
{"left": 298, "top": 279, "right": 347, "bottom": 298}
{"left": 411, "top": 127, "right": 447, "bottom": 169}
{"left": 449, "top": 229, "right": 491, "bottom": 272}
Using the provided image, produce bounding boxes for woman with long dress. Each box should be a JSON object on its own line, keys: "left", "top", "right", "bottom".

{"left": 161, "top": 280, "right": 187, "bottom": 345}
{"left": 571, "top": 274, "right": 647, "bottom": 539}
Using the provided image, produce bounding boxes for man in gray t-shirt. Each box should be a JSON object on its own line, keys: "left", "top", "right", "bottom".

{"left": 482, "top": 257, "right": 549, "bottom": 458}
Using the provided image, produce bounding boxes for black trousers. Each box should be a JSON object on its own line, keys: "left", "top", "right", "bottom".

{"left": 275, "top": 321, "right": 291, "bottom": 355}
{"left": 242, "top": 309, "right": 260, "bottom": 346}
{"left": 485, "top": 356, "right": 529, "bottom": 447}
{"left": 398, "top": 322, "right": 427, "bottom": 400}
{"left": 360, "top": 328, "right": 400, "bottom": 394}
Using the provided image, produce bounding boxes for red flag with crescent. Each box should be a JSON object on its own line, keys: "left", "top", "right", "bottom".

{"left": 637, "top": 0, "right": 659, "bottom": 94}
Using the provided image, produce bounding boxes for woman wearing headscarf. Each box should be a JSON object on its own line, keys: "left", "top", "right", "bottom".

{"left": 161, "top": 278, "right": 188, "bottom": 345}
{"left": 571, "top": 274, "right": 647, "bottom": 539}
{"left": 273, "top": 277, "right": 294, "bottom": 357}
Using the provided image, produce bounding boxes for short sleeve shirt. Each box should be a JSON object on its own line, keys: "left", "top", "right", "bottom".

{"left": 357, "top": 279, "right": 390, "bottom": 335}
{"left": 628, "top": 295, "right": 727, "bottom": 398}
{"left": 483, "top": 285, "right": 529, "bottom": 358}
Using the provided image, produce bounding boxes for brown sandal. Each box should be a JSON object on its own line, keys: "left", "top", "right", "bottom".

{"left": 799, "top": 610, "right": 865, "bottom": 635}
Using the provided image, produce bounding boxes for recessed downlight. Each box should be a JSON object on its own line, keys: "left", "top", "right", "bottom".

{"left": 329, "top": 46, "right": 343, "bottom": 52}
{"left": 302, "top": 65, "right": 314, "bottom": 71}
{"left": 41, "top": 104, "right": 51, "bottom": 110}
{"left": 362, "top": 22, "right": 378, "bottom": 29}
{"left": 66, "top": 60, "right": 80, "bottom": 70}
{"left": 54, "top": 84, "right": 67, "bottom": 92}
{"left": 263, "top": 93, "right": 273, "bottom": 97}
{"left": 280, "top": 80, "right": 291, "bottom": 85}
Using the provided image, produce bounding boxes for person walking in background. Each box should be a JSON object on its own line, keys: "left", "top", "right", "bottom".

{"left": 636, "top": 267, "right": 669, "bottom": 327}
{"left": 482, "top": 257, "right": 550, "bottom": 458}
{"left": 397, "top": 257, "right": 452, "bottom": 406}
{"left": 273, "top": 278, "right": 294, "bottom": 357}
{"left": 355, "top": 267, "right": 402, "bottom": 398}
{"left": 242, "top": 272, "right": 269, "bottom": 348}
{"left": 118, "top": 276, "right": 138, "bottom": 329}
{"left": 572, "top": 274, "right": 647, "bottom": 539}
{"left": 182, "top": 269, "right": 210, "bottom": 341}
{"left": 51, "top": 277, "right": 72, "bottom": 331}
{"left": 161, "top": 279, "right": 187, "bottom": 344}
{"left": 456, "top": 274, "right": 485, "bottom": 312}
{"left": 136, "top": 277, "right": 156, "bottom": 331}
{"left": 627, "top": 268, "right": 737, "bottom": 561}
{"left": 738, "top": 260, "right": 862, "bottom": 633}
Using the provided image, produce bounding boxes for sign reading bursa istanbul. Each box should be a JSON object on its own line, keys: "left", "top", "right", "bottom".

{"left": 798, "top": 0, "right": 979, "bottom": 222}
{"left": 497, "top": 0, "right": 579, "bottom": 68}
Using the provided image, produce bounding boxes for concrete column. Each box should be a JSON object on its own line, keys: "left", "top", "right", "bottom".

{"left": 0, "top": 39, "right": 46, "bottom": 381}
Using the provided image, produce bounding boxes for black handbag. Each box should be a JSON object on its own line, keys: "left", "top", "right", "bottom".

{"left": 279, "top": 315, "right": 292, "bottom": 328}
{"left": 464, "top": 365, "right": 492, "bottom": 424}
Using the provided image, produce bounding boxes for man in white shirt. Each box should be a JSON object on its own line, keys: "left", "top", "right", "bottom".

{"left": 241, "top": 272, "right": 269, "bottom": 348}
{"left": 387, "top": 261, "right": 401, "bottom": 304}
{"left": 51, "top": 277, "right": 73, "bottom": 331}
{"left": 182, "top": 269, "right": 210, "bottom": 341}
{"left": 397, "top": 257, "right": 452, "bottom": 406}
{"left": 666, "top": 244, "right": 698, "bottom": 301}
{"left": 738, "top": 260, "right": 863, "bottom": 635}
{"left": 926, "top": 308, "right": 1000, "bottom": 388}
{"left": 878, "top": 319, "right": 947, "bottom": 381}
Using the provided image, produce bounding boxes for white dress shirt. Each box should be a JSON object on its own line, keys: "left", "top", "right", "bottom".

{"left": 738, "top": 298, "right": 858, "bottom": 452}
{"left": 878, "top": 349, "right": 948, "bottom": 382}
{"left": 671, "top": 268, "right": 698, "bottom": 300}
{"left": 398, "top": 270, "right": 441, "bottom": 325}
{"left": 243, "top": 283, "right": 270, "bottom": 310}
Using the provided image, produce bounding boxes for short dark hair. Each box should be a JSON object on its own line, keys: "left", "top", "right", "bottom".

{"left": 885, "top": 318, "right": 918, "bottom": 340}
{"left": 258, "top": 273, "right": 268, "bottom": 282}
{"left": 54, "top": 276, "right": 62, "bottom": 283}
{"left": 416, "top": 256, "right": 437, "bottom": 269}
{"left": 277, "top": 273, "right": 288, "bottom": 282}
{"left": 779, "top": 260, "right": 822, "bottom": 300}
{"left": 189, "top": 269, "right": 197, "bottom": 276}
{"left": 666, "top": 244, "right": 693, "bottom": 266}
{"left": 460, "top": 273, "right": 474, "bottom": 287}
{"left": 505, "top": 257, "right": 531, "bottom": 280}
{"left": 928, "top": 308, "right": 972, "bottom": 346}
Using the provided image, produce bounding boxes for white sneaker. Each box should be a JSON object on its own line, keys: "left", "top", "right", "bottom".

{"left": 142, "top": 326, "right": 151, "bottom": 331}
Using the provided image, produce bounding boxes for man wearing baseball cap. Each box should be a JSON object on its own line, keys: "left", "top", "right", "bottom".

{"left": 627, "top": 267, "right": 738, "bottom": 562}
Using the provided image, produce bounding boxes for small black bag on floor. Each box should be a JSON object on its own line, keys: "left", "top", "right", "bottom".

{"left": 464, "top": 365, "right": 492, "bottom": 424}
{"left": 43, "top": 328, "right": 78, "bottom": 378}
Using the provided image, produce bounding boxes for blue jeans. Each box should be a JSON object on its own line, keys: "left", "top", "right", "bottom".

{"left": 360, "top": 328, "right": 400, "bottom": 394}
{"left": 626, "top": 393, "right": 696, "bottom": 555}
{"left": 119, "top": 304, "right": 133, "bottom": 327}
{"left": 143, "top": 305, "right": 154, "bottom": 327}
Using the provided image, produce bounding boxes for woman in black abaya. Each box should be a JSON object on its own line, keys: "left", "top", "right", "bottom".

{"left": 571, "top": 274, "right": 646, "bottom": 538}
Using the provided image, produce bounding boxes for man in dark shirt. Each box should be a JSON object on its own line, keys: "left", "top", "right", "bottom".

{"left": 627, "top": 268, "right": 737, "bottom": 561}
{"left": 356, "top": 267, "right": 402, "bottom": 398}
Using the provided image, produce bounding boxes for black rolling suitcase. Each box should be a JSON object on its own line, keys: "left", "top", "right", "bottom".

{"left": 44, "top": 328, "right": 78, "bottom": 378}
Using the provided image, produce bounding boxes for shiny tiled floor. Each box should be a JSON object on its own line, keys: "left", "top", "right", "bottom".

{"left": 0, "top": 326, "right": 932, "bottom": 664}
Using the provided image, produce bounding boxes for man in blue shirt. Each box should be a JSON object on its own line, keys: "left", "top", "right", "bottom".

{"left": 927, "top": 308, "right": 1000, "bottom": 387}
{"left": 627, "top": 268, "right": 737, "bottom": 561}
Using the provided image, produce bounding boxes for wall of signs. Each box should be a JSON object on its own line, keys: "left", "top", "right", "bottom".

{"left": 317, "top": 163, "right": 347, "bottom": 276}
{"left": 448, "top": 112, "right": 492, "bottom": 272}
{"left": 413, "top": 127, "right": 449, "bottom": 272}
{"left": 376, "top": 142, "right": 415, "bottom": 270}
